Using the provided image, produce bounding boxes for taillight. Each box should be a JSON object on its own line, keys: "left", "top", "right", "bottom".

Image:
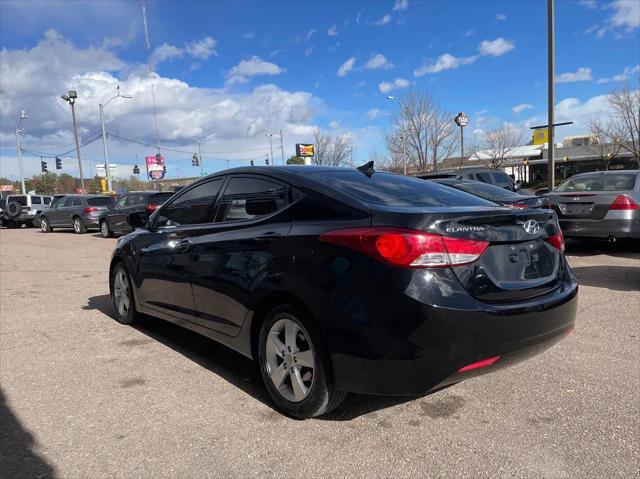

{"left": 83, "top": 207, "right": 98, "bottom": 213}
{"left": 609, "top": 194, "right": 639, "bottom": 211}
{"left": 458, "top": 355, "right": 501, "bottom": 373}
{"left": 544, "top": 231, "right": 565, "bottom": 252}
{"left": 146, "top": 204, "right": 158, "bottom": 213}
{"left": 512, "top": 202, "right": 529, "bottom": 209}
{"left": 319, "top": 227, "right": 489, "bottom": 268}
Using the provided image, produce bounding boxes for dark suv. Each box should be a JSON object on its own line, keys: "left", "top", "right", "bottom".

{"left": 99, "top": 191, "right": 175, "bottom": 238}
{"left": 40, "top": 194, "right": 115, "bottom": 233}
{"left": 418, "top": 167, "right": 519, "bottom": 191}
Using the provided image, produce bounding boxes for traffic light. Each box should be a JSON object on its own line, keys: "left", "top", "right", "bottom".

{"left": 162, "top": 165, "right": 167, "bottom": 175}
{"left": 192, "top": 154, "right": 199, "bottom": 167}
{"left": 133, "top": 165, "right": 140, "bottom": 175}
{"left": 41, "top": 160, "right": 48, "bottom": 173}
{"left": 265, "top": 157, "right": 269, "bottom": 165}
{"left": 55, "top": 157, "right": 62, "bottom": 169}
{"left": 250, "top": 160, "right": 254, "bottom": 166}
{"left": 156, "top": 152, "right": 162, "bottom": 163}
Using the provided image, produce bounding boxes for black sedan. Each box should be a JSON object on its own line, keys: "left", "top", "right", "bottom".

{"left": 99, "top": 191, "right": 174, "bottom": 238}
{"left": 109, "top": 165, "right": 577, "bottom": 418}
{"left": 431, "top": 178, "right": 551, "bottom": 209}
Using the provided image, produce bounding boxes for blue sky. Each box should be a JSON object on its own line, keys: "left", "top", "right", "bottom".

{"left": 1, "top": 0, "right": 639, "bottom": 179}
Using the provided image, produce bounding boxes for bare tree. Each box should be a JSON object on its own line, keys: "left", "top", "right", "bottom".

{"left": 313, "top": 129, "right": 352, "bottom": 166}
{"left": 386, "top": 89, "right": 457, "bottom": 173}
{"left": 370, "top": 147, "right": 403, "bottom": 173}
{"left": 608, "top": 84, "right": 640, "bottom": 163}
{"left": 588, "top": 117, "right": 624, "bottom": 169}
{"left": 477, "top": 126, "right": 523, "bottom": 169}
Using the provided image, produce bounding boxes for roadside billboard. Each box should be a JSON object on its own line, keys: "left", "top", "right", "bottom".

{"left": 296, "top": 144, "right": 315, "bottom": 157}
{"left": 146, "top": 155, "right": 166, "bottom": 180}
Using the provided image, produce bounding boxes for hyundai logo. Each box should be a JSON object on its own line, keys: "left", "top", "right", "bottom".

{"left": 523, "top": 219, "right": 540, "bottom": 235}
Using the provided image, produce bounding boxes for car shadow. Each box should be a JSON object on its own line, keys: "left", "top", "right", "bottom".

{"left": 571, "top": 265, "right": 640, "bottom": 292}
{"left": 0, "top": 387, "right": 57, "bottom": 478}
{"left": 84, "top": 294, "right": 425, "bottom": 420}
{"left": 565, "top": 238, "right": 640, "bottom": 256}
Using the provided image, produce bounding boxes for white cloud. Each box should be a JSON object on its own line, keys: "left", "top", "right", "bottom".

{"left": 478, "top": 37, "right": 515, "bottom": 57}
{"left": 463, "top": 29, "right": 475, "bottom": 38}
{"left": 306, "top": 29, "right": 317, "bottom": 40}
{"left": 0, "top": 31, "right": 320, "bottom": 178}
{"left": 512, "top": 103, "right": 533, "bottom": 114}
{"left": 328, "top": 120, "right": 340, "bottom": 129}
{"left": 495, "top": 13, "right": 507, "bottom": 20}
{"left": 328, "top": 24, "right": 339, "bottom": 36}
{"left": 225, "top": 57, "right": 285, "bottom": 85}
{"left": 185, "top": 36, "right": 217, "bottom": 60}
{"left": 365, "top": 108, "right": 385, "bottom": 119}
{"left": 372, "top": 14, "right": 393, "bottom": 26}
{"left": 393, "top": 0, "right": 409, "bottom": 12}
{"left": 607, "top": 0, "right": 640, "bottom": 30}
{"left": 596, "top": 64, "right": 640, "bottom": 83}
{"left": 356, "top": 81, "right": 367, "bottom": 88}
{"left": 555, "top": 94, "right": 613, "bottom": 125}
{"left": 364, "top": 53, "right": 394, "bottom": 70}
{"left": 378, "top": 78, "right": 410, "bottom": 93}
{"left": 555, "top": 67, "right": 593, "bottom": 83}
{"left": 304, "top": 46, "right": 314, "bottom": 57}
{"left": 242, "top": 32, "right": 255, "bottom": 40}
{"left": 414, "top": 53, "right": 477, "bottom": 76}
{"left": 579, "top": 0, "right": 597, "bottom": 9}
{"left": 337, "top": 57, "right": 356, "bottom": 77}
{"left": 152, "top": 43, "right": 184, "bottom": 64}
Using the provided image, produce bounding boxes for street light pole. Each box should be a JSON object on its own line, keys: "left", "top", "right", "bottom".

{"left": 454, "top": 112, "right": 469, "bottom": 168}
{"left": 266, "top": 133, "right": 274, "bottom": 166}
{"left": 15, "top": 110, "right": 27, "bottom": 194}
{"left": 387, "top": 96, "right": 406, "bottom": 175}
{"left": 99, "top": 88, "right": 133, "bottom": 192}
{"left": 279, "top": 129, "right": 284, "bottom": 165}
{"left": 198, "top": 143, "right": 204, "bottom": 176}
{"left": 61, "top": 91, "right": 84, "bottom": 193}
{"left": 548, "top": 0, "right": 555, "bottom": 191}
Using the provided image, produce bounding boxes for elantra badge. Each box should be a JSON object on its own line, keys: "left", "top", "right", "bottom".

{"left": 523, "top": 219, "right": 540, "bottom": 234}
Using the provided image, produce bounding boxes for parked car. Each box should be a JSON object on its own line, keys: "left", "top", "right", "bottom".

{"left": 98, "top": 191, "right": 175, "bottom": 238}
{"left": 2, "top": 194, "right": 53, "bottom": 228}
{"left": 417, "top": 167, "right": 520, "bottom": 191}
{"left": 0, "top": 198, "right": 6, "bottom": 227}
{"left": 40, "top": 194, "right": 115, "bottom": 233}
{"left": 544, "top": 170, "right": 640, "bottom": 242}
{"left": 430, "top": 178, "right": 552, "bottom": 209}
{"left": 109, "top": 165, "right": 577, "bottom": 419}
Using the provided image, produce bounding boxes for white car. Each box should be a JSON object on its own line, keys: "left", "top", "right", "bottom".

{"left": 2, "top": 194, "right": 53, "bottom": 228}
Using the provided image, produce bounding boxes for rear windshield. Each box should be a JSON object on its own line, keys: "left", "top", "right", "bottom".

{"left": 556, "top": 173, "right": 637, "bottom": 192}
{"left": 448, "top": 181, "right": 519, "bottom": 201}
{"left": 87, "top": 197, "right": 115, "bottom": 206}
{"left": 150, "top": 192, "right": 174, "bottom": 204}
{"left": 9, "top": 195, "right": 27, "bottom": 206}
{"left": 313, "top": 171, "right": 496, "bottom": 207}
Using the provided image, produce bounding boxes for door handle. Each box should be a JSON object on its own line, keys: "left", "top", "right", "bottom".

{"left": 255, "top": 232, "right": 284, "bottom": 242}
{"left": 168, "top": 238, "right": 192, "bottom": 253}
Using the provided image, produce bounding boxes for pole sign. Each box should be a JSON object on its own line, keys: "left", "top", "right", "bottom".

{"left": 454, "top": 112, "right": 469, "bottom": 127}
{"left": 296, "top": 144, "right": 315, "bottom": 157}
{"left": 146, "top": 155, "right": 166, "bottom": 180}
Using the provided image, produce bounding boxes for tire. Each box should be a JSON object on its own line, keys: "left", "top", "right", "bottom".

{"left": 258, "top": 304, "right": 347, "bottom": 419}
{"left": 31, "top": 217, "right": 40, "bottom": 228}
{"left": 6, "top": 202, "right": 21, "bottom": 218}
{"left": 100, "top": 219, "right": 114, "bottom": 238}
{"left": 110, "top": 263, "right": 140, "bottom": 325}
{"left": 72, "top": 216, "right": 87, "bottom": 234}
{"left": 40, "top": 217, "right": 52, "bottom": 233}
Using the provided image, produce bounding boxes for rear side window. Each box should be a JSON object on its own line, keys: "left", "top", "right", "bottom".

{"left": 72, "top": 198, "right": 82, "bottom": 206}
{"left": 31, "top": 196, "right": 42, "bottom": 204}
{"left": 490, "top": 171, "right": 513, "bottom": 188}
{"left": 43, "top": 197, "right": 51, "bottom": 205}
{"left": 313, "top": 172, "right": 494, "bottom": 207}
{"left": 474, "top": 172, "right": 493, "bottom": 183}
{"left": 215, "top": 177, "right": 289, "bottom": 222}
{"left": 125, "top": 194, "right": 144, "bottom": 206}
{"left": 156, "top": 179, "right": 223, "bottom": 226}
{"left": 556, "top": 173, "right": 637, "bottom": 192}
{"left": 87, "top": 197, "right": 113, "bottom": 206}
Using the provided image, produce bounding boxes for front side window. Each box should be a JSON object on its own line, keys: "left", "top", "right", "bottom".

{"left": 215, "top": 177, "right": 289, "bottom": 222}
{"left": 491, "top": 172, "right": 513, "bottom": 188}
{"left": 31, "top": 196, "right": 42, "bottom": 204}
{"left": 63, "top": 197, "right": 75, "bottom": 207}
{"left": 474, "top": 172, "right": 493, "bottom": 183}
{"left": 114, "top": 196, "right": 127, "bottom": 209}
{"left": 156, "top": 179, "right": 223, "bottom": 227}
{"left": 43, "top": 197, "right": 51, "bottom": 205}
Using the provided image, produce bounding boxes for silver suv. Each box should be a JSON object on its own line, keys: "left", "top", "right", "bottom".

{"left": 2, "top": 194, "right": 53, "bottom": 228}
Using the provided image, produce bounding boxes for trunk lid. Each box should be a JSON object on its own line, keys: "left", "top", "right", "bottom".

{"left": 547, "top": 192, "right": 617, "bottom": 220}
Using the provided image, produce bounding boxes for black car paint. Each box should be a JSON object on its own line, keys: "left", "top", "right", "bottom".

{"left": 431, "top": 178, "right": 550, "bottom": 209}
{"left": 111, "top": 166, "right": 577, "bottom": 396}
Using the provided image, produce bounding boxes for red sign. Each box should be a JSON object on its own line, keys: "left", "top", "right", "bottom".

{"left": 146, "top": 155, "right": 166, "bottom": 180}
{"left": 0, "top": 185, "right": 13, "bottom": 192}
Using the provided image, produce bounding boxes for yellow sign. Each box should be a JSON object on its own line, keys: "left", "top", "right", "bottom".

{"left": 532, "top": 128, "right": 548, "bottom": 145}
{"left": 100, "top": 179, "right": 107, "bottom": 192}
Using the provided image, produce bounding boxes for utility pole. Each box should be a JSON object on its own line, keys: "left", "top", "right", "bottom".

{"left": 15, "top": 110, "right": 27, "bottom": 194}
{"left": 61, "top": 91, "right": 84, "bottom": 192}
{"left": 548, "top": 0, "right": 555, "bottom": 191}
{"left": 279, "top": 129, "right": 284, "bottom": 165}
{"left": 99, "top": 103, "right": 111, "bottom": 192}
{"left": 266, "top": 134, "right": 274, "bottom": 166}
{"left": 198, "top": 143, "right": 204, "bottom": 176}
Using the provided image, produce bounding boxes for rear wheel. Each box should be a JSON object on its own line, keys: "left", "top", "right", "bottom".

{"left": 100, "top": 220, "right": 114, "bottom": 238}
{"left": 110, "top": 263, "right": 140, "bottom": 325}
{"left": 258, "top": 304, "right": 346, "bottom": 419}
{"left": 72, "top": 216, "right": 87, "bottom": 234}
{"left": 40, "top": 217, "right": 52, "bottom": 232}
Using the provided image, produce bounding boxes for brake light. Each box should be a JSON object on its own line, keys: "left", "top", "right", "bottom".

{"left": 319, "top": 228, "right": 489, "bottom": 268}
{"left": 83, "top": 207, "right": 99, "bottom": 213}
{"left": 609, "top": 194, "right": 639, "bottom": 211}
{"left": 512, "top": 203, "right": 529, "bottom": 209}
{"left": 146, "top": 204, "right": 158, "bottom": 213}
{"left": 458, "top": 355, "right": 501, "bottom": 373}
{"left": 544, "top": 231, "right": 565, "bottom": 252}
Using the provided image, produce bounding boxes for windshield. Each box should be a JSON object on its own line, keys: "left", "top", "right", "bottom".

{"left": 556, "top": 173, "right": 638, "bottom": 192}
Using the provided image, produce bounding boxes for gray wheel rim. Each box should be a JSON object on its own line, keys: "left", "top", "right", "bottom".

{"left": 40, "top": 219, "right": 47, "bottom": 231}
{"left": 113, "top": 268, "right": 130, "bottom": 318}
{"left": 101, "top": 221, "right": 109, "bottom": 237}
{"left": 265, "top": 318, "right": 315, "bottom": 402}
{"left": 74, "top": 218, "right": 81, "bottom": 232}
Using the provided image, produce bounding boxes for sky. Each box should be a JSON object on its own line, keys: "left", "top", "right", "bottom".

{"left": 1, "top": 0, "right": 639, "bottom": 181}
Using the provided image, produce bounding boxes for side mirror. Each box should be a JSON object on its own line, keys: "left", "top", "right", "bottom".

{"left": 129, "top": 212, "right": 149, "bottom": 229}
{"left": 514, "top": 181, "right": 522, "bottom": 191}
{"left": 535, "top": 187, "right": 549, "bottom": 196}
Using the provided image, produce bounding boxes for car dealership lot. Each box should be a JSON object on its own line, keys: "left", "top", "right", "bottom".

{"left": 1, "top": 229, "right": 638, "bottom": 478}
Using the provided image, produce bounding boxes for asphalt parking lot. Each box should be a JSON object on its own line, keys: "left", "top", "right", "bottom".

{"left": 1, "top": 228, "right": 638, "bottom": 479}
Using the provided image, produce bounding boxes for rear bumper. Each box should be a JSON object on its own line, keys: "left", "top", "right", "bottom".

{"left": 560, "top": 211, "right": 640, "bottom": 239}
{"left": 328, "top": 268, "right": 578, "bottom": 395}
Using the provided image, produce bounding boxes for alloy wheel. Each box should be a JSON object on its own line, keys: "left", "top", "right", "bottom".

{"left": 73, "top": 218, "right": 81, "bottom": 233}
{"left": 113, "top": 268, "right": 130, "bottom": 318}
{"left": 265, "top": 318, "right": 315, "bottom": 402}
{"left": 101, "top": 221, "right": 109, "bottom": 238}
{"left": 40, "top": 218, "right": 48, "bottom": 232}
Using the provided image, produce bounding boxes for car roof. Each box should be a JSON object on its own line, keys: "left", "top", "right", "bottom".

{"left": 566, "top": 169, "right": 639, "bottom": 177}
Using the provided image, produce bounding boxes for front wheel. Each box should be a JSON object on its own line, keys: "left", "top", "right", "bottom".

{"left": 40, "top": 217, "right": 52, "bottom": 232}
{"left": 100, "top": 220, "right": 114, "bottom": 238}
{"left": 72, "top": 217, "right": 87, "bottom": 234}
{"left": 110, "top": 263, "right": 140, "bottom": 325}
{"left": 258, "top": 305, "right": 346, "bottom": 419}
